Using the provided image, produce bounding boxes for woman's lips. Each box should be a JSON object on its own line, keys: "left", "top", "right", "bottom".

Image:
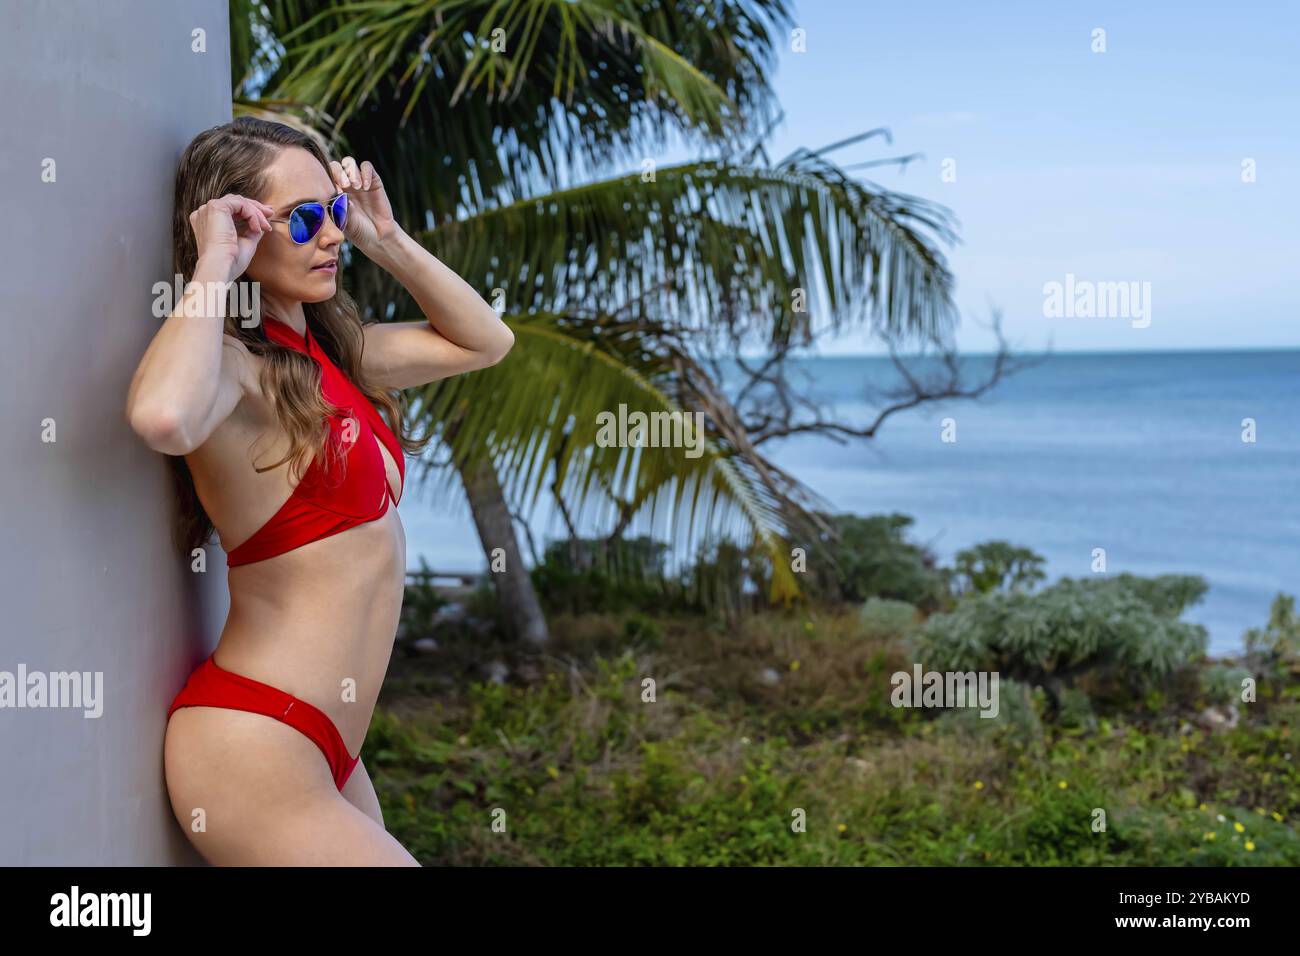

{"left": 311, "top": 261, "right": 337, "bottom": 274}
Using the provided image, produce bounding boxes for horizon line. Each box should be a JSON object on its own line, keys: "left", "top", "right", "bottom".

{"left": 744, "top": 345, "right": 1300, "bottom": 360}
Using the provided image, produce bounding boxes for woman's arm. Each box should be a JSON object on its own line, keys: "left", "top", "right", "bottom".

{"left": 331, "top": 157, "right": 515, "bottom": 390}
{"left": 125, "top": 194, "right": 272, "bottom": 455}
{"left": 360, "top": 229, "right": 516, "bottom": 390}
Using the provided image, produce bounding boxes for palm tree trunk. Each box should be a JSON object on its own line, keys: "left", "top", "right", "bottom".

{"left": 453, "top": 439, "right": 549, "bottom": 646}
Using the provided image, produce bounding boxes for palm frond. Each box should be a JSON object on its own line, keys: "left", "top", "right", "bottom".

{"left": 241, "top": 0, "right": 788, "bottom": 204}
{"left": 397, "top": 158, "right": 958, "bottom": 347}
{"left": 265, "top": 0, "right": 768, "bottom": 133}
{"left": 403, "top": 313, "right": 802, "bottom": 603}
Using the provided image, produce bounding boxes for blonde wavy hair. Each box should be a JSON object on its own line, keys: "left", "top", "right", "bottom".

{"left": 169, "top": 116, "right": 430, "bottom": 554}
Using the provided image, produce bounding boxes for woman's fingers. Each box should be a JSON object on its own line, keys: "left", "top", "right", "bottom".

{"left": 332, "top": 157, "right": 363, "bottom": 191}
{"left": 329, "top": 157, "right": 376, "bottom": 191}
{"left": 340, "top": 156, "right": 363, "bottom": 189}
{"left": 359, "top": 160, "right": 378, "bottom": 190}
{"left": 217, "top": 194, "right": 272, "bottom": 233}
{"left": 242, "top": 197, "right": 272, "bottom": 233}
{"left": 329, "top": 160, "right": 349, "bottom": 193}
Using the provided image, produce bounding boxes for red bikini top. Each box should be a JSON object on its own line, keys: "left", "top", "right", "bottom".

{"left": 224, "top": 316, "right": 405, "bottom": 568}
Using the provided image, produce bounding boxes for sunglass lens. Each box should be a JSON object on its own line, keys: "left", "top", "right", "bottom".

{"left": 332, "top": 193, "right": 348, "bottom": 232}
{"left": 289, "top": 203, "right": 325, "bottom": 243}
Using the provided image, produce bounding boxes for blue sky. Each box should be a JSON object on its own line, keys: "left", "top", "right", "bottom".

{"left": 681, "top": 0, "right": 1300, "bottom": 354}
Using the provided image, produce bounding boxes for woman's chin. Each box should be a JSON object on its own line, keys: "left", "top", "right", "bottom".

{"left": 302, "top": 273, "right": 337, "bottom": 302}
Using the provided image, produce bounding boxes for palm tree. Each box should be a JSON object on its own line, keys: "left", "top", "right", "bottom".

{"left": 230, "top": 0, "right": 960, "bottom": 644}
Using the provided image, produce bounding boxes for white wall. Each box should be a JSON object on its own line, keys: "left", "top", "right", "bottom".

{"left": 0, "top": 0, "right": 232, "bottom": 864}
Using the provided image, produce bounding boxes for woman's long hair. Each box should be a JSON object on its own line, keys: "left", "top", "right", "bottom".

{"left": 169, "top": 116, "right": 430, "bottom": 556}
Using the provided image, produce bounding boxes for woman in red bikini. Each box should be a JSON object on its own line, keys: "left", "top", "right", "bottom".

{"left": 125, "top": 117, "right": 514, "bottom": 865}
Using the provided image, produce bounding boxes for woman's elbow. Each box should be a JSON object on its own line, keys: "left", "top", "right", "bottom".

{"left": 487, "top": 328, "right": 515, "bottom": 365}
{"left": 128, "top": 403, "right": 194, "bottom": 456}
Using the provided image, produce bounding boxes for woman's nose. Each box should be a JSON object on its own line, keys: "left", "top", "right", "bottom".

{"left": 318, "top": 217, "right": 344, "bottom": 248}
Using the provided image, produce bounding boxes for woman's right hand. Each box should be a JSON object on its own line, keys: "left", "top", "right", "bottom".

{"left": 189, "top": 194, "right": 275, "bottom": 281}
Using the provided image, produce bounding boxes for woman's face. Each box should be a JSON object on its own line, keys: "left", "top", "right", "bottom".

{"left": 244, "top": 146, "right": 343, "bottom": 304}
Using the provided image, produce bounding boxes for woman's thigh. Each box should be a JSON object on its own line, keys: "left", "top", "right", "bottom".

{"left": 339, "top": 758, "right": 386, "bottom": 828}
{"left": 165, "top": 706, "right": 419, "bottom": 866}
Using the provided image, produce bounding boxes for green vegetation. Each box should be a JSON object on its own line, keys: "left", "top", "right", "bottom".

{"left": 913, "top": 574, "right": 1210, "bottom": 717}
{"left": 372, "top": 517, "right": 1300, "bottom": 865}
{"left": 948, "top": 540, "right": 1047, "bottom": 596}
{"left": 800, "top": 513, "right": 950, "bottom": 611}
{"left": 1244, "top": 593, "right": 1300, "bottom": 683}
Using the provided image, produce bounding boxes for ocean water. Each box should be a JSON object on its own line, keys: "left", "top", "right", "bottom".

{"left": 402, "top": 350, "right": 1300, "bottom": 657}
{"left": 755, "top": 350, "right": 1300, "bottom": 657}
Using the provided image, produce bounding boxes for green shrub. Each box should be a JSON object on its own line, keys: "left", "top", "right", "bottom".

{"left": 680, "top": 537, "right": 765, "bottom": 618}
{"left": 1246, "top": 593, "right": 1300, "bottom": 654}
{"left": 859, "top": 598, "right": 919, "bottom": 640}
{"left": 801, "top": 512, "right": 949, "bottom": 610}
{"left": 936, "top": 676, "right": 1045, "bottom": 746}
{"left": 531, "top": 535, "right": 677, "bottom": 614}
{"left": 623, "top": 611, "right": 664, "bottom": 649}
{"left": 949, "top": 540, "right": 1046, "bottom": 596}
{"left": 1201, "top": 663, "right": 1253, "bottom": 707}
{"left": 1243, "top": 593, "right": 1300, "bottom": 680}
{"left": 911, "top": 573, "right": 1209, "bottom": 715}
{"left": 1056, "top": 686, "right": 1097, "bottom": 731}
{"left": 1114, "top": 805, "right": 1300, "bottom": 866}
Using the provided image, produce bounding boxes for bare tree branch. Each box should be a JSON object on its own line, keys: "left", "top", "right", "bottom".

{"left": 730, "top": 309, "right": 1044, "bottom": 446}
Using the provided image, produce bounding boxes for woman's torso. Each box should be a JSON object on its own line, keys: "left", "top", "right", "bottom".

{"left": 180, "top": 329, "right": 406, "bottom": 756}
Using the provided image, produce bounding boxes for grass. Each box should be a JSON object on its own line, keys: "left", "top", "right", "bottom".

{"left": 365, "top": 606, "right": 1300, "bottom": 865}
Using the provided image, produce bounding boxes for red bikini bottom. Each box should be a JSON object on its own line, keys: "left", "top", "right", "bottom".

{"left": 167, "top": 653, "right": 361, "bottom": 791}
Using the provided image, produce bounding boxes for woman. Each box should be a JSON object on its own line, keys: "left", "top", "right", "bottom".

{"left": 125, "top": 117, "right": 514, "bottom": 865}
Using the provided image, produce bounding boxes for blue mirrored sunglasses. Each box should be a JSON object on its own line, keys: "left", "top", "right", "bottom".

{"left": 268, "top": 193, "right": 348, "bottom": 244}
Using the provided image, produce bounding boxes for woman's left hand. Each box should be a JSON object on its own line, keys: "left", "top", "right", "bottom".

{"left": 330, "top": 156, "right": 402, "bottom": 254}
